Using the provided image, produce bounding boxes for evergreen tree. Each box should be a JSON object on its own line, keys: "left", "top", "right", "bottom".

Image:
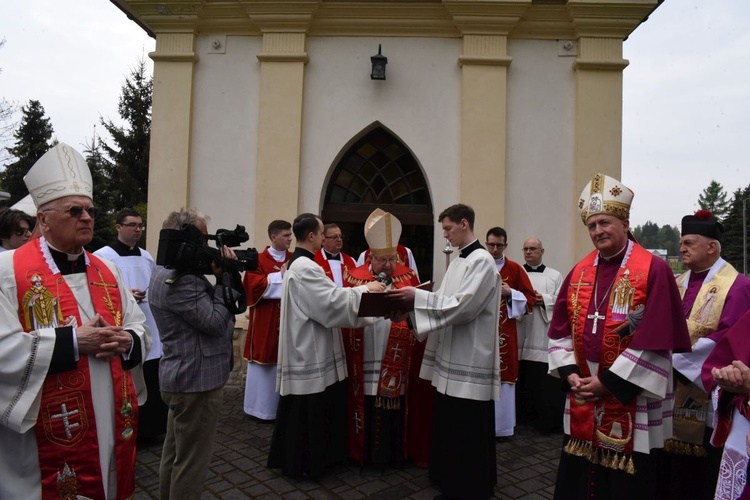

{"left": 721, "top": 184, "right": 750, "bottom": 275}
{"left": 698, "top": 180, "right": 731, "bottom": 221}
{"left": 84, "top": 133, "right": 117, "bottom": 251}
{"left": 659, "top": 224, "right": 681, "bottom": 256}
{"left": 0, "top": 100, "right": 54, "bottom": 204}
{"left": 99, "top": 58, "right": 152, "bottom": 210}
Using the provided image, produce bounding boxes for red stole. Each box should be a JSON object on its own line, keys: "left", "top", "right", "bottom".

{"left": 313, "top": 250, "right": 356, "bottom": 283}
{"left": 498, "top": 260, "right": 535, "bottom": 383}
{"left": 14, "top": 240, "right": 137, "bottom": 500}
{"left": 242, "top": 247, "right": 292, "bottom": 364}
{"left": 564, "top": 243, "right": 651, "bottom": 473}
{"left": 342, "top": 264, "right": 418, "bottom": 464}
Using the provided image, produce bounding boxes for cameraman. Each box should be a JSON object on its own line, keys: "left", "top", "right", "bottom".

{"left": 148, "top": 208, "right": 240, "bottom": 500}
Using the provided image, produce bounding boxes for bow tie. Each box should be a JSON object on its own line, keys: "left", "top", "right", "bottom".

{"left": 524, "top": 263, "right": 545, "bottom": 273}
{"left": 325, "top": 251, "right": 340, "bottom": 261}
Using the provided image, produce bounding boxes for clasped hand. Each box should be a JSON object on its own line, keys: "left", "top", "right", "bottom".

{"left": 76, "top": 314, "right": 132, "bottom": 359}
{"left": 712, "top": 360, "right": 750, "bottom": 394}
{"left": 568, "top": 373, "right": 607, "bottom": 402}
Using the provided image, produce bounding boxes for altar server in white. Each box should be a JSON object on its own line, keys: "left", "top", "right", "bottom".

{"left": 388, "top": 203, "right": 501, "bottom": 500}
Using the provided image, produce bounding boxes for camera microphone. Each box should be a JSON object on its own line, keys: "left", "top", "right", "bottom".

{"left": 377, "top": 272, "right": 392, "bottom": 286}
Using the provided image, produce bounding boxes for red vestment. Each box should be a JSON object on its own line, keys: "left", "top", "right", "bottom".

{"left": 14, "top": 241, "right": 137, "bottom": 500}
{"left": 314, "top": 249, "right": 356, "bottom": 283}
{"left": 242, "top": 247, "right": 292, "bottom": 364}
{"left": 342, "top": 264, "right": 433, "bottom": 467}
{"left": 498, "top": 258, "right": 535, "bottom": 383}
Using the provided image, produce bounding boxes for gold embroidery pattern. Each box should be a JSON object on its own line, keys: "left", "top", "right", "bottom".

{"left": 91, "top": 267, "right": 121, "bottom": 326}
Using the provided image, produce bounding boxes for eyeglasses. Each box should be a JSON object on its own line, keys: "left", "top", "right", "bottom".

{"left": 485, "top": 242, "right": 507, "bottom": 249}
{"left": 325, "top": 234, "right": 343, "bottom": 241}
{"left": 522, "top": 246, "right": 540, "bottom": 252}
{"left": 372, "top": 256, "right": 398, "bottom": 264}
{"left": 44, "top": 205, "right": 99, "bottom": 218}
{"left": 15, "top": 226, "right": 32, "bottom": 236}
{"left": 122, "top": 222, "right": 145, "bottom": 229}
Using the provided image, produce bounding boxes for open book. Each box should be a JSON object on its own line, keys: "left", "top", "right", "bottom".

{"left": 357, "top": 281, "right": 433, "bottom": 317}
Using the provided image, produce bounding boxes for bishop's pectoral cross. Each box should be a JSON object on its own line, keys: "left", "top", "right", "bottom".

{"left": 587, "top": 311, "right": 605, "bottom": 335}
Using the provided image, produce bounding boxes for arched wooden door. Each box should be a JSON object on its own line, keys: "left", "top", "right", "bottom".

{"left": 321, "top": 125, "right": 434, "bottom": 280}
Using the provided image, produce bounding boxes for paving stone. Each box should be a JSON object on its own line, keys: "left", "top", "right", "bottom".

{"left": 135, "top": 381, "right": 564, "bottom": 499}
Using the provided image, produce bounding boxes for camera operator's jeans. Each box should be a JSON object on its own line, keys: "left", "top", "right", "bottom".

{"left": 159, "top": 387, "right": 224, "bottom": 499}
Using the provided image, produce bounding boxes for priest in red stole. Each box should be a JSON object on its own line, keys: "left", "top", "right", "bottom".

{"left": 0, "top": 143, "right": 149, "bottom": 499}
{"left": 314, "top": 223, "right": 356, "bottom": 287}
{"left": 342, "top": 208, "right": 433, "bottom": 467}
{"left": 242, "top": 220, "right": 293, "bottom": 421}
{"left": 548, "top": 173, "right": 691, "bottom": 499}
{"left": 485, "top": 226, "right": 536, "bottom": 437}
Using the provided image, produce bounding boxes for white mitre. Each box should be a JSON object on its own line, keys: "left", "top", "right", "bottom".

{"left": 364, "top": 208, "right": 402, "bottom": 256}
{"left": 577, "top": 172, "right": 633, "bottom": 224}
{"left": 23, "top": 143, "right": 93, "bottom": 208}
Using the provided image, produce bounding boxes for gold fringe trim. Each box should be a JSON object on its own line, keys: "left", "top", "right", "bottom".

{"left": 374, "top": 396, "right": 400, "bottom": 410}
{"left": 563, "top": 438, "right": 637, "bottom": 475}
{"left": 663, "top": 439, "right": 708, "bottom": 457}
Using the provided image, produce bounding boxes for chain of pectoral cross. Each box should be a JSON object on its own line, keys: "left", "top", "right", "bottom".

{"left": 588, "top": 267, "right": 616, "bottom": 335}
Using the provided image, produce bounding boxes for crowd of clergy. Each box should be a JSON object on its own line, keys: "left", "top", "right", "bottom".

{"left": 2, "top": 141, "right": 750, "bottom": 500}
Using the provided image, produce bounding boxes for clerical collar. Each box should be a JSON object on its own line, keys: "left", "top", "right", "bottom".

{"left": 48, "top": 246, "right": 87, "bottom": 275}
{"left": 324, "top": 250, "right": 340, "bottom": 261}
{"left": 599, "top": 244, "right": 628, "bottom": 262}
{"left": 459, "top": 239, "right": 483, "bottom": 258}
{"left": 111, "top": 239, "right": 141, "bottom": 257}
{"left": 268, "top": 246, "right": 287, "bottom": 262}
{"left": 524, "top": 263, "right": 546, "bottom": 273}
{"left": 288, "top": 247, "right": 314, "bottom": 268}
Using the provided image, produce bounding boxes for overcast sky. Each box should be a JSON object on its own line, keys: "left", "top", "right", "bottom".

{"left": 1, "top": 1, "right": 747, "bottom": 228}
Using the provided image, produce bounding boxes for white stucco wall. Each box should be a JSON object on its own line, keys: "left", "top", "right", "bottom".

{"left": 302, "top": 36, "right": 462, "bottom": 278}
{"left": 190, "top": 35, "right": 261, "bottom": 240}
{"left": 184, "top": 33, "right": 579, "bottom": 276}
{"left": 506, "top": 39, "right": 576, "bottom": 274}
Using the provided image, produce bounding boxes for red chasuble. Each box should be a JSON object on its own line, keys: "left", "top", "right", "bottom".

{"left": 342, "top": 264, "right": 433, "bottom": 466}
{"left": 242, "top": 247, "right": 292, "bottom": 364}
{"left": 498, "top": 259, "right": 536, "bottom": 383}
{"left": 563, "top": 244, "right": 652, "bottom": 472}
{"left": 14, "top": 239, "right": 137, "bottom": 500}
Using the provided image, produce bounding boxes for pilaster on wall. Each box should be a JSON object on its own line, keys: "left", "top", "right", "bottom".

{"left": 446, "top": 0, "right": 530, "bottom": 238}
{"left": 252, "top": 32, "right": 307, "bottom": 247}
{"left": 567, "top": 0, "right": 658, "bottom": 259}
{"left": 248, "top": 1, "right": 317, "bottom": 246}
{"left": 146, "top": 33, "right": 197, "bottom": 256}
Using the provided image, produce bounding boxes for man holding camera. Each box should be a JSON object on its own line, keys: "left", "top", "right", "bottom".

{"left": 148, "top": 208, "right": 241, "bottom": 499}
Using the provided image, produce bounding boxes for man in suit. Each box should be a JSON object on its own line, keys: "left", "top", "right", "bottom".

{"left": 149, "top": 208, "right": 242, "bottom": 500}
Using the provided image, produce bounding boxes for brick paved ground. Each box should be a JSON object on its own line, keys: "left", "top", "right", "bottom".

{"left": 135, "top": 368, "right": 561, "bottom": 499}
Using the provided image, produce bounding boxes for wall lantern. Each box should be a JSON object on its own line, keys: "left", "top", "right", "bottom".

{"left": 370, "top": 44, "right": 387, "bottom": 80}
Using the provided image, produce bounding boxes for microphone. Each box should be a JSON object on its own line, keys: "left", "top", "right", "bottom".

{"left": 376, "top": 272, "right": 392, "bottom": 286}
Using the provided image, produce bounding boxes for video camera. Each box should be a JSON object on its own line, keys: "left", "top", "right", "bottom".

{"left": 156, "top": 224, "right": 258, "bottom": 275}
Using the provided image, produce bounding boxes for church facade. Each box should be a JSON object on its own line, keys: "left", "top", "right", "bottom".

{"left": 112, "top": 0, "right": 661, "bottom": 280}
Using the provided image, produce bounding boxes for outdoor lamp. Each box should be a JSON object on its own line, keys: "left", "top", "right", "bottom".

{"left": 370, "top": 44, "right": 387, "bottom": 80}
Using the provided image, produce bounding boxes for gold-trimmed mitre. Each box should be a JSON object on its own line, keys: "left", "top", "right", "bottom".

{"left": 577, "top": 173, "right": 633, "bottom": 224}
{"left": 364, "top": 208, "right": 402, "bottom": 256}
{"left": 23, "top": 143, "right": 93, "bottom": 208}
